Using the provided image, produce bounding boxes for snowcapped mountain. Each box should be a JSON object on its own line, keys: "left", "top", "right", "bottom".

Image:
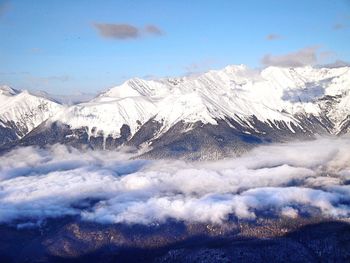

{"left": 1, "top": 65, "right": 350, "bottom": 159}
{"left": 0, "top": 86, "right": 63, "bottom": 146}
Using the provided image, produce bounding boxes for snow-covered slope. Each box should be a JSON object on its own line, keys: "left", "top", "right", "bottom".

{"left": 51, "top": 96, "right": 156, "bottom": 138}
{"left": 43, "top": 65, "right": 350, "bottom": 139}
{"left": 0, "top": 86, "right": 63, "bottom": 144}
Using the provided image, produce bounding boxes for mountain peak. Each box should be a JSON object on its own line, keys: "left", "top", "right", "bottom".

{"left": 223, "top": 64, "right": 248, "bottom": 72}
{"left": 0, "top": 85, "right": 18, "bottom": 96}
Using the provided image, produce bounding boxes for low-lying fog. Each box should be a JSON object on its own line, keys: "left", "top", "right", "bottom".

{"left": 0, "top": 137, "right": 349, "bottom": 227}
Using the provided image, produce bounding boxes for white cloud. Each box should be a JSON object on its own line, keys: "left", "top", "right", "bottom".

{"left": 0, "top": 137, "right": 350, "bottom": 225}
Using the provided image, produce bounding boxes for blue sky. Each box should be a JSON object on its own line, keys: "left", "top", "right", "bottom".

{"left": 1, "top": 0, "right": 349, "bottom": 95}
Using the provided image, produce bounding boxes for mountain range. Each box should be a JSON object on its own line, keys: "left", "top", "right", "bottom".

{"left": 1, "top": 65, "right": 349, "bottom": 160}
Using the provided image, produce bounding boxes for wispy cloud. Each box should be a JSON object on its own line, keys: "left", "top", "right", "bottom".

{"left": 261, "top": 46, "right": 320, "bottom": 67}
{"left": 27, "top": 75, "right": 72, "bottom": 86}
{"left": 93, "top": 23, "right": 164, "bottom": 40}
{"left": 29, "top": 48, "right": 43, "bottom": 54}
{"left": 333, "top": 23, "right": 346, "bottom": 30}
{"left": 144, "top": 24, "right": 163, "bottom": 36}
{"left": 1, "top": 138, "right": 350, "bottom": 226}
{"left": 184, "top": 59, "right": 217, "bottom": 76}
{"left": 265, "top": 34, "right": 282, "bottom": 41}
{"left": 320, "top": 59, "right": 350, "bottom": 68}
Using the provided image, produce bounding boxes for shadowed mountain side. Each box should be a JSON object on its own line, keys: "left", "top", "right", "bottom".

{"left": 0, "top": 218, "right": 349, "bottom": 262}
{"left": 137, "top": 117, "right": 319, "bottom": 160}
{"left": 1, "top": 114, "right": 323, "bottom": 160}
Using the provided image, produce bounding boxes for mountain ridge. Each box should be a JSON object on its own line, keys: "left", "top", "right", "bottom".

{"left": 1, "top": 65, "right": 349, "bottom": 159}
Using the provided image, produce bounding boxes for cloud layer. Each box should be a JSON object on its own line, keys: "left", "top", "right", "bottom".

{"left": 0, "top": 137, "right": 350, "bottom": 226}
{"left": 93, "top": 23, "right": 163, "bottom": 40}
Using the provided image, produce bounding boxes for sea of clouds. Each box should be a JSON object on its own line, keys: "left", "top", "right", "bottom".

{"left": 0, "top": 137, "right": 350, "bottom": 226}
